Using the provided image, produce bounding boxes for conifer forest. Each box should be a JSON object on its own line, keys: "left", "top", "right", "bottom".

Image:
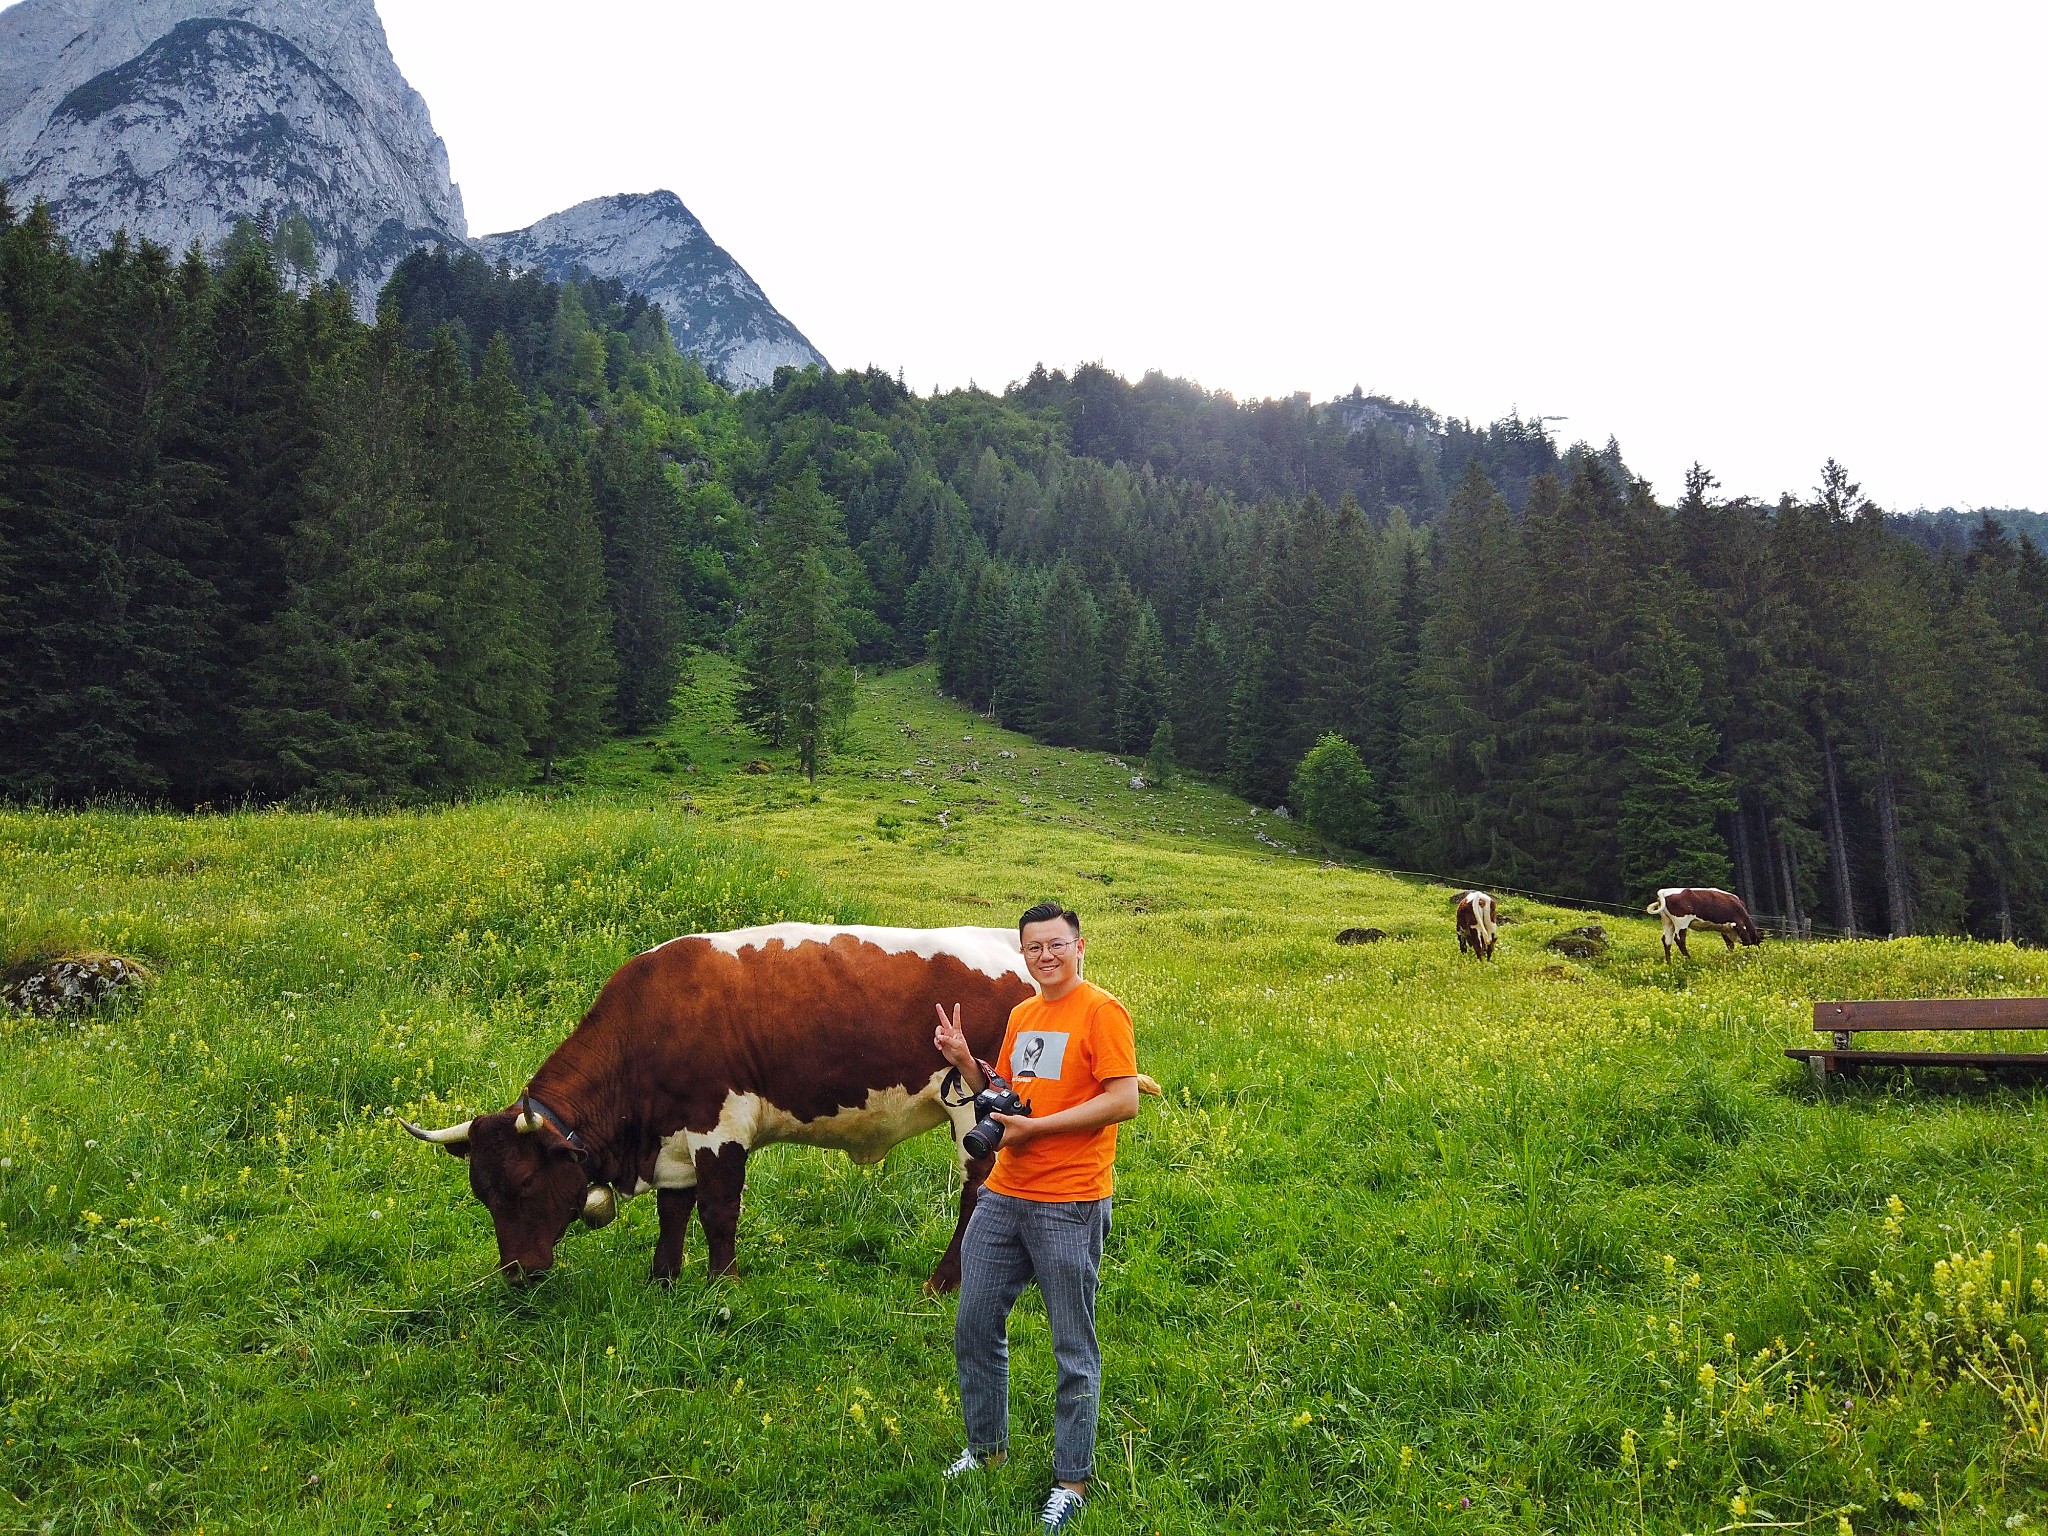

{"left": 3, "top": 198, "right": 2044, "bottom": 943}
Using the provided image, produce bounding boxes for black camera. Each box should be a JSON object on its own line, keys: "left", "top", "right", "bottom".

{"left": 961, "top": 1071, "right": 1031, "bottom": 1160}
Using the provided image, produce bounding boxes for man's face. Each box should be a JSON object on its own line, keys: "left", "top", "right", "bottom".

{"left": 1020, "top": 918, "right": 1083, "bottom": 992}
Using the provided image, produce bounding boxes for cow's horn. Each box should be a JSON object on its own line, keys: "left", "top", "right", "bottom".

{"left": 581, "top": 1186, "right": 617, "bottom": 1228}
{"left": 515, "top": 1096, "right": 543, "bottom": 1133}
{"left": 1136, "top": 1074, "right": 1163, "bottom": 1098}
{"left": 400, "top": 1117, "right": 473, "bottom": 1146}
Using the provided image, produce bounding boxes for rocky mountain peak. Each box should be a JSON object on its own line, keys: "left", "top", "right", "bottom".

{"left": 477, "top": 191, "right": 825, "bottom": 390}
{"left": 0, "top": 0, "right": 823, "bottom": 384}
{"left": 0, "top": 0, "right": 463, "bottom": 307}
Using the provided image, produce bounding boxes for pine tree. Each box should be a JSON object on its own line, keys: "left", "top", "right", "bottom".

{"left": 1617, "top": 619, "right": 1736, "bottom": 892}
{"left": 1299, "top": 495, "right": 1378, "bottom": 744}
{"left": 184, "top": 239, "right": 320, "bottom": 794}
{"left": 1227, "top": 633, "right": 1293, "bottom": 804}
{"left": 1941, "top": 577, "right": 2047, "bottom": 941}
{"left": 1114, "top": 602, "right": 1167, "bottom": 755}
{"left": 418, "top": 330, "right": 547, "bottom": 785}
{"left": 1400, "top": 464, "right": 1528, "bottom": 877}
{"left": 1033, "top": 561, "right": 1103, "bottom": 746}
{"left": 588, "top": 426, "right": 686, "bottom": 731}
{"left": 735, "top": 470, "right": 856, "bottom": 783}
{"left": 1171, "top": 614, "right": 1232, "bottom": 774}
{"left": 531, "top": 444, "right": 617, "bottom": 770}
{"left": 243, "top": 318, "right": 443, "bottom": 797}
{"left": 1145, "top": 717, "right": 1177, "bottom": 786}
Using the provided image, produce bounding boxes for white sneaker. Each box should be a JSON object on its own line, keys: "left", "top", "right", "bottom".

{"left": 1038, "top": 1486, "right": 1086, "bottom": 1531}
{"left": 943, "top": 1447, "right": 1003, "bottom": 1479}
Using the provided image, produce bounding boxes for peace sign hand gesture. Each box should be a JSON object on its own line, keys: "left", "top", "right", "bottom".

{"left": 933, "top": 1002, "right": 984, "bottom": 1089}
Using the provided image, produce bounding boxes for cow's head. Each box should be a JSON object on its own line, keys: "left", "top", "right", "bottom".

{"left": 401, "top": 1108, "right": 611, "bottom": 1280}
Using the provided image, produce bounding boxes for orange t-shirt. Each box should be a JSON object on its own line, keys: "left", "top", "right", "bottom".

{"left": 984, "top": 978, "right": 1138, "bottom": 1203}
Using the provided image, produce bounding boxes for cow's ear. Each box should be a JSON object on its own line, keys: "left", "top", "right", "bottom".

{"left": 548, "top": 1139, "right": 586, "bottom": 1166}
{"left": 442, "top": 1141, "right": 472, "bottom": 1161}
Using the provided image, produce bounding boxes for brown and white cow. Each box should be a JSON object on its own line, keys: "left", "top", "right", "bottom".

{"left": 1647, "top": 888, "right": 1762, "bottom": 960}
{"left": 1455, "top": 891, "right": 1498, "bottom": 959}
{"left": 404, "top": 925, "right": 1045, "bottom": 1290}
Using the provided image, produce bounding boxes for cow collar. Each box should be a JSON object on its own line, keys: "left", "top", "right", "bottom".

{"left": 518, "top": 1092, "right": 584, "bottom": 1152}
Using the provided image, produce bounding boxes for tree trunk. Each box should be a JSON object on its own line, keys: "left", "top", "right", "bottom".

{"left": 1767, "top": 811, "right": 1804, "bottom": 937}
{"left": 1730, "top": 802, "right": 1758, "bottom": 913}
{"left": 1869, "top": 751, "right": 1913, "bottom": 937}
{"left": 1996, "top": 874, "right": 2014, "bottom": 945}
{"left": 1821, "top": 731, "right": 1858, "bottom": 938}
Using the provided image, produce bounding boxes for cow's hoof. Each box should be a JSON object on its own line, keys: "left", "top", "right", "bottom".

{"left": 650, "top": 1268, "right": 678, "bottom": 1288}
{"left": 923, "top": 1272, "right": 962, "bottom": 1295}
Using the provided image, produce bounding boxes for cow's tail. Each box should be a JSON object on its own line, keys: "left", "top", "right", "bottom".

{"left": 1137, "top": 1073, "right": 1163, "bottom": 1098}
{"left": 1645, "top": 897, "right": 1666, "bottom": 916}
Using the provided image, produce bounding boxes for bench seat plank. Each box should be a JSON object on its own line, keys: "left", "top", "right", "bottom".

{"left": 1814, "top": 998, "right": 2048, "bottom": 1032}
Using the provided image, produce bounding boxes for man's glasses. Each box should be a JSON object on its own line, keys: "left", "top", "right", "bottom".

{"left": 1023, "top": 939, "right": 1076, "bottom": 958}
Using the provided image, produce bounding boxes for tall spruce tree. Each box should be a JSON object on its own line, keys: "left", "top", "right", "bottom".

{"left": 531, "top": 444, "right": 617, "bottom": 770}
{"left": 1401, "top": 464, "right": 1529, "bottom": 877}
{"left": 1114, "top": 602, "right": 1167, "bottom": 755}
{"left": 243, "top": 316, "right": 443, "bottom": 797}
{"left": 588, "top": 426, "right": 686, "bottom": 730}
{"left": 735, "top": 470, "right": 856, "bottom": 783}
{"left": 1032, "top": 561, "right": 1102, "bottom": 746}
{"left": 1618, "top": 618, "right": 1736, "bottom": 892}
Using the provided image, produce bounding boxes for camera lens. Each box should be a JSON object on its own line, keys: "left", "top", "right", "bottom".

{"left": 962, "top": 1119, "right": 1003, "bottom": 1160}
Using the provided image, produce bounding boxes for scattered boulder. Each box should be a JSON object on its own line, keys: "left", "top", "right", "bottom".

{"left": 1335, "top": 927, "right": 1388, "bottom": 946}
{"left": 1127, "top": 775, "right": 1148, "bottom": 790}
{"left": 1562, "top": 924, "right": 1606, "bottom": 940}
{"left": 1272, "top": 805, "right": 1292, "bottom": 820}
{"left": 1547, "top": 932, "right": 1608, "bottom": 960}
{"left": 3, "top": 953, "right": 150, "bottom": 1017}
{"left": 743, "top": 760, "right": 774, "bottom": 775}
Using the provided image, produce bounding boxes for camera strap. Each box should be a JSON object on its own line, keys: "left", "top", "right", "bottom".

{"left": 939, "top": 1059, "right": 1005, "bottom": 1106}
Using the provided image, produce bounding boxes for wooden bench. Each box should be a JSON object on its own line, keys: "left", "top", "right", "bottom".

{"left": 1789, "top": 998, "right": 2048, "bottom": 1083}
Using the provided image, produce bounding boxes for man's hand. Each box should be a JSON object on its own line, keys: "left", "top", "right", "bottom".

{"left": 989, "top": 1110, "right": 1039, "bottom": 1145}
{"left": 933, "top": 1003, "right": 983, "bottom": 1090}
{"left": 992, "top": 1077, "right": 1140, "bottom": 1147}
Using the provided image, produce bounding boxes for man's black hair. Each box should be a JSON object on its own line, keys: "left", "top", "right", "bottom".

{"left": 1018, "top": 901, "right": 1080, "bottom": 936}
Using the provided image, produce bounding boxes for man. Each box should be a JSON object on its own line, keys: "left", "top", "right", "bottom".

{"left": 934, "top": 901, "right": 1141, "bottom": 1533}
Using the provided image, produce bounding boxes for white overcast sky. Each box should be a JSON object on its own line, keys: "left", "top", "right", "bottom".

{"left": 374, "top": 1, "right": 2046, "bottom": 511}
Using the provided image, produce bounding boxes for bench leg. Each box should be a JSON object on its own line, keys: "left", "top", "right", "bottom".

{"left": 1807, "top": 1054, "right": 1830, "bottom": 1086}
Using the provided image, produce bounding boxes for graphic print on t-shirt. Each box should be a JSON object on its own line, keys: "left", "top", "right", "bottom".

{"left": 1010, "top": 1030, "right": 1069, "bottom": 1080}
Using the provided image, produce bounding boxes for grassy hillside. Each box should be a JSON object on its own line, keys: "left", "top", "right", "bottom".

{"left": 3, "top": 661, "right": 2046, "bottom": 1534}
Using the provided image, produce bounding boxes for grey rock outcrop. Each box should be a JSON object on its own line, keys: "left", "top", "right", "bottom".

{"left": 0, "top": 0, "right": 823, "bottom": 385}
{"left": 0, "top": 0, "right": 464, "bottom": 308}
{"left": 477, "top": 192, "right": 825, "bottom": 390}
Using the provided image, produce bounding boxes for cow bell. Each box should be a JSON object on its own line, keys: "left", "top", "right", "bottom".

{"left": 581, "top": 1185, "right": 617, "bottom": 1228}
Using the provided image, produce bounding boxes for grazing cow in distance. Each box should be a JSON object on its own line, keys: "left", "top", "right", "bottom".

{"left": 404, "top": 923, "right": 1159, "bottom": 1290}
{"left": 1455, "top": 891, "right": 1498, "bottom": 959}
{"left": 1647, "top": 888, "right": 1763, "bottom": 961}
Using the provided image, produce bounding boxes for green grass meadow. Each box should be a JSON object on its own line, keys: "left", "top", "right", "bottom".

{"left": 5, "top": 660, "right": 2048, "bottom": 1534}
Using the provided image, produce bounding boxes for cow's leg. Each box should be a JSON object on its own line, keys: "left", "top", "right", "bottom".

{"left": 694, "top": 1142, "right": 748, "bottom": 1280}
{"left": 926, "top": 1152, "right": 997, "bottom": 1294}
{"left": 1720, "top": 927, "right": 1738, "bottom": 951}
{"left": 1674, "top": 927, "right": 1690, "bottom": 958}
{"left": 652, "top": 1186, "right": 698, "bottom": 1285}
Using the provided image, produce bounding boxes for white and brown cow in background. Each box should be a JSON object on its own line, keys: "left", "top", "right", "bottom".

{"left": 405, "top": 925, "right": 1034, "bottom": 1289}
{"left": 1455, "top": 891, "right": 1498, "bottom": 959}
{"left": 1647, "top": 888, "right": 1762, "bottom": 960}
